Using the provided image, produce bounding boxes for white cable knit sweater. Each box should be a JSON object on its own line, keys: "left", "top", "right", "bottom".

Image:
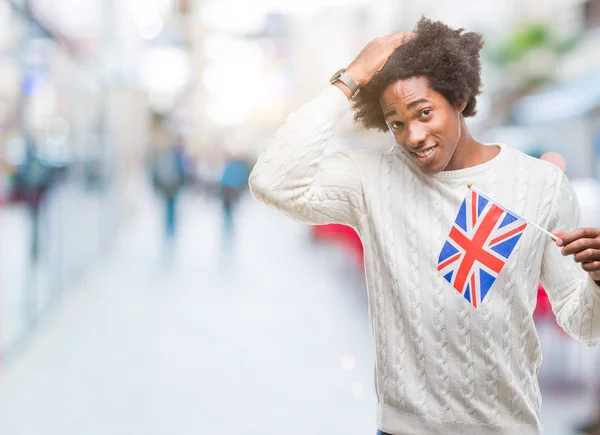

{"left": 249, "top": 85, "right": 600, "bottom": 435}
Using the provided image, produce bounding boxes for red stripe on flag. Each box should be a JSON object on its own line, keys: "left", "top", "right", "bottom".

{"left": 437, "top": 252, "right": 461, "bottom": 271}
{"left": 489, "top": 223, "right": 527, "bottom": 247}
{"left": 471, "top": 273, "right": 477, "bottom": 308}
{"left": 450, "top": 204, "right": 505, "bottom": 292}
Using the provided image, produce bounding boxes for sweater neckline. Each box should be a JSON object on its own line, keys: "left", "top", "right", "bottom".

{"left": 400, "top": 143, "right": 506, "bottom": 182}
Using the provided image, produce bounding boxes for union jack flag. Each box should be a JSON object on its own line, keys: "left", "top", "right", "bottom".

{"left": 437, "top": 190, "right": 527, "bottom": 308}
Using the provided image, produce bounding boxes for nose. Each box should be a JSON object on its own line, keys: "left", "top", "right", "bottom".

{"left": 406, "top": 123, "right": 427, "bottom": 149}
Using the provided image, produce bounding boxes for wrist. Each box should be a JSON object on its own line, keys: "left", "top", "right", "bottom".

{"left": 345, "top": 66, "right": 368, "bottom": 88}
{"left": 329, "top": 68, "right": 360, "bottom": 100}
{"left": 331, "top": 81, "right": 354, "bottom": 100}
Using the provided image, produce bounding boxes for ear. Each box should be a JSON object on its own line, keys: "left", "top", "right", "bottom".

{"left": 456, "top": 100, "right": 468, "bottom": 114}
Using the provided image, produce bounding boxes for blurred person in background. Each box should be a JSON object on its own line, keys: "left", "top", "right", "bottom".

{"left": 149, "top": 132, "right": 186, "bottom": 249}
{"left": 219, "top": 154, "right": 250, "bottom": 239}
{"left": 249, "top": 18, "right": 600, "bottom": 435}
{"left": 13, "top": 140, "right": 55, "bottom": 262}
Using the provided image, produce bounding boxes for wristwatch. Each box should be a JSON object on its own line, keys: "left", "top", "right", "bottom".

{"left": 329, "top": 68, "right": 360, "bottom": 99}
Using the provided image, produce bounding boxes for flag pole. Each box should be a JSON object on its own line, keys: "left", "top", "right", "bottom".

{"left": 467, "top": 184, "right": 560, "bottom": 242}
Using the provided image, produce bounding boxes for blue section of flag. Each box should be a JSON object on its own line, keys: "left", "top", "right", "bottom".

{"left": 477, "top": 196, "right": 489, "bottom": 217}
{"left": 438, "top": 241, "right": 459, "bottom": 262}
{"left": 499, "top": 212, "right": 519, "bottom": 229}
{"left": 479, "top": 269, "right": 495, "bottom": 301}
{"left": 491, "top": 233, "right": 523, "bottom": 258}
{"left": 444, "top": 271, "right": 454, "bottom": 283}
{"left": 456, "top": 200, "right": 467, "bottom": 231}
{"left": 464, "top": 283, "right": 471, "bottom": 302}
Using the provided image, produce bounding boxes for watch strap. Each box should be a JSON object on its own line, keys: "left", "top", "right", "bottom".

{"left": 330, "top": 69, "right": 360, "bottom": 99}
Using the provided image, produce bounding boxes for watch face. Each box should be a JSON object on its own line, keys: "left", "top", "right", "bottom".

{"left": 329, "top": 68, "right": 345, "bottom": 83}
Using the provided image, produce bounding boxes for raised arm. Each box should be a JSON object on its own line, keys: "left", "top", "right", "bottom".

{"left": 249, "top": 33, "right": 415, "bottom": 227}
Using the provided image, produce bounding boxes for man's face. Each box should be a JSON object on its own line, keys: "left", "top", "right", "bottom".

{"left": 379, "top": 76, "right": 464, "bottom": 174}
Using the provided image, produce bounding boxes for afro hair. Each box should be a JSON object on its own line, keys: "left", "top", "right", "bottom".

{"left": 352, "top": 18, "right": 484, "bottom": 132}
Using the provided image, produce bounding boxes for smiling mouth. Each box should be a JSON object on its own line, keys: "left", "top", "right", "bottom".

{"left": 412, "top": 145, "right": 438, "bottom": 158}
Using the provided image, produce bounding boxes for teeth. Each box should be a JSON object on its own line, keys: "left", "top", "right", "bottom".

{"left": 416, "top": 146, "right": 436, "bottom": 158}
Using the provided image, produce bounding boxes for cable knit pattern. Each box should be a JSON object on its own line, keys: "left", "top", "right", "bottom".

{"left": 458, "top": 293, "right": 478, "bottom": 417}
{"left": 483, "top": 165, "right": 501, "bottom": 418}
{"left": 502, "top": 152, "right": 530, "bottom": 421}
{"left": 521, "top": 163, "right": 555, "bottom": 414}
{"left": 367, "top": 214, "right": 388, "bottom": 405}
{"left": 405, "top": 169, "right": 429, "bottom": 416}
{"left": 383, "top": 153, "right": 408, "bottom": 413}
{"left": 428, "top": 178, "right": 453, "bottom": 419}
{"left": 249, "top": 86, "right": 600, "bottom": 435}
{"left": 369, "top": 156, "right": 389, "bottom": 407}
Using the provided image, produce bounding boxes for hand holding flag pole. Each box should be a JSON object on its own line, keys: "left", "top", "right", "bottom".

{"left": 467, "top": 184, "right": 559, "bottom": 242}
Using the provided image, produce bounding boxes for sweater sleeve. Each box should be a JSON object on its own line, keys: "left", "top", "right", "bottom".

{"left": 248, "top": 85, "right": 368, "bottom": 228}
{"left": 540, "top": 172, "right": 600, "bottom": 346}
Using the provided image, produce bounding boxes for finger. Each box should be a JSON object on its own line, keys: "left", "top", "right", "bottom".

{"left": 553, "top": 231, "right": 565, "bottom": 246}
{"left": 385, "top": 32, "right": 416, "bottom": 47}
{"left": 562, "top": 238, "right": 600, "bottom": 256}
{"left": 385, "top": 31, "right": 414, "bottom": 41}
{"left": 560, "top": 228, "right": 600, "bottom": 245}
{"left": 581, "top": 261, "right": 600, "bottom": 272}
{"left": 573, "top": 249, "right": 600, "bottom": 263}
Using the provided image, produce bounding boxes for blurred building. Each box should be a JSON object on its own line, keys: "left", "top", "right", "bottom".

{"left": 489, "top": 0, "right": 600, "bottom": 182}
{"left": 0, "top": 0, "right": 184, "bottom": 362}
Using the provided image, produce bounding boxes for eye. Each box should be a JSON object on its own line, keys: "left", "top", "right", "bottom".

{"left": 420, "top": 109, "right": 432, "bottom": 119}
{"left": 389, "top": 121, "right": 403, "bottom": 131}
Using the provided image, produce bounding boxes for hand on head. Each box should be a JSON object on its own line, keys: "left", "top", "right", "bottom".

{"left": 346, "top": 32, "right": 416, "bottom": 87}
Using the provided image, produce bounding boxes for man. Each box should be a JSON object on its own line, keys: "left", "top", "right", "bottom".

{"left": 249, "top": 18, "right": 600, "bottom": 435}
{"left": 219, "top": 156, "right": 250, "bottom": 238}
{"left": 150, "top": 137, "right": 186, "bottom": 243}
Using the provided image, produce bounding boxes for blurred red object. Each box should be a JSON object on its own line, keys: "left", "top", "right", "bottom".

{"left": 535, "top": 282, "right": 570, "bottom": 337}
{"left": 312, "top": 224, "right": 364, "bottom": 270}
{"left": 535, "top": 282, "right": 553, "bottom": 319}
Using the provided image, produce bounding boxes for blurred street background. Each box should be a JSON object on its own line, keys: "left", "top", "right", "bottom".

{"left": 0, "top": 0, "right": 599, "bottom": 434}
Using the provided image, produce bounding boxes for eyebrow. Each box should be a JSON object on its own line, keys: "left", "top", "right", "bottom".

{"left": 383, "top": 98, "right": 431, "bottom": 120}
{"left": 406, "top": 98, "right": 430, "bottom": 111}
{"left": 383, "top": 109, "right": 397, "bottom": 119}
